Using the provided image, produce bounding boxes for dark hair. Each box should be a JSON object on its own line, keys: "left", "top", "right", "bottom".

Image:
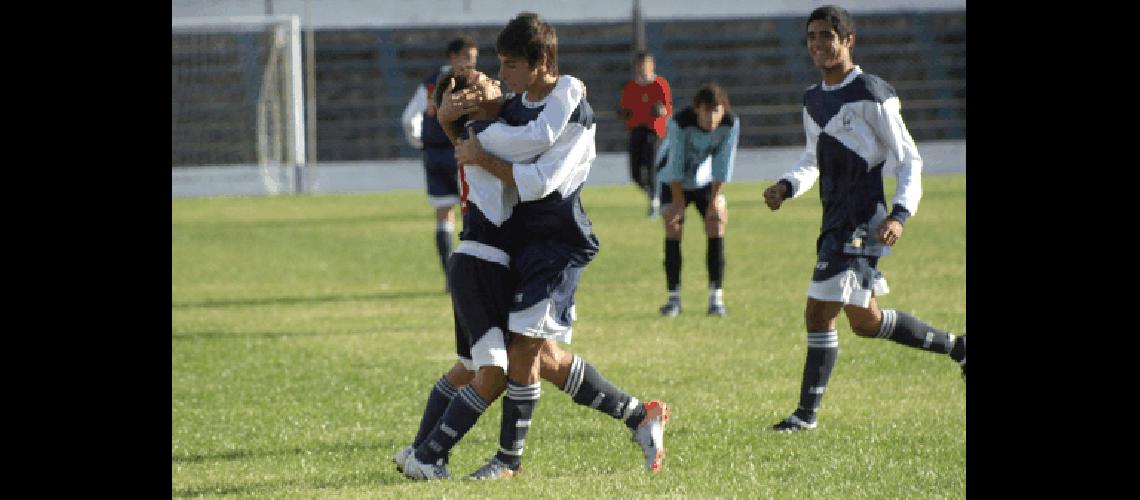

{"left": 806, "top": 5, "right": 855, "bottom": 39}
{"left": 693, "top": 82, "right": 731, "bottom": 114}
{"left": 496, "top": 12, "right": 558, "bottom": 75}
{"left": 633, "top": 51, "right": 653, "bottom": 63}
{"left": 446, "top": 36, "right": 478, "bottom": 57}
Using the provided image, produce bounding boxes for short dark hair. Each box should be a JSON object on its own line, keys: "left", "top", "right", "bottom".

{"left": 806, "top": 5, "right": 855, "bottom": 39}
{"left": 693, "top": 82, "right": 730, "bottom": 114}
{"left": 446, "top": 36, "right": 478, "bottom": 57}
{"left": 633, "top": 51, "right": 653, "bottom": 63}
{"left": 496, "top": 12, "right": 558, "bottom": 75}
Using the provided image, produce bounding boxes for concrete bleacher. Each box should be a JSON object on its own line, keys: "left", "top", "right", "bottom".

{"left": 172, "top": 10, "right": 965, "bottom": 166}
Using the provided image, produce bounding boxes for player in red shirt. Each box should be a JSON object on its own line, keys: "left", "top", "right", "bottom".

{"left": 618, "top": 51, "right": 672, "bottom": 217}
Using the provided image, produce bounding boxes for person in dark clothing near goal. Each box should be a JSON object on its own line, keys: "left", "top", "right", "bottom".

{"left": 401, "top": 36, "right": 479, "bottom": 290}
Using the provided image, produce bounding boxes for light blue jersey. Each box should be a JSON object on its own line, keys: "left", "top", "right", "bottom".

{"left": 657, "top": 107, "right": 739, "bottom": 190}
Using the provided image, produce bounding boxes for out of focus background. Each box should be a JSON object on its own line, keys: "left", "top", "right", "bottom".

{"left": 171, "top": 0, "right": 964, "bottom": 197}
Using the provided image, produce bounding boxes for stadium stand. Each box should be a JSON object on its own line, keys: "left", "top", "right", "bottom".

{"left": 172, "top": 11, "right": 964, "bottom": 165}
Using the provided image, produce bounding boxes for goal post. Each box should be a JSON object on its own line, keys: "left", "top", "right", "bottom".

{"left": 172, "top": 15, "right": 307, "bottom": 194}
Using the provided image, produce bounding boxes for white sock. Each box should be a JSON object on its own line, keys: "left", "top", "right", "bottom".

{"left": 709, "top": 287, "right": 724, "bottom": 305}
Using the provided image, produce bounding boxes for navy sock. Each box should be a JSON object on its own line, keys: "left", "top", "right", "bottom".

{"left": 434, "top": 222, "right": 453, "bottom": 274}
{"left": 494, "top": 382, "right": 541, "bottom": 470}
{"left": 706, "top": 236, "right": 724, "bottom": 289}
{"left": 796, "top": 331, "right": 839, "bottom": 422}
{"left": 876, "top": 309, "right": 957, "bottom": 354}
{"left": 414, "top": 384, "right": 488, "bottom": 465}
{"left": 412, "top": 376, "right": 458, "bottom": 448}
{"left": 664, "top": 239, "right": 681, "bottom": 292}
{"left": 561, "top": 355, "right": 647, "bottom": 431}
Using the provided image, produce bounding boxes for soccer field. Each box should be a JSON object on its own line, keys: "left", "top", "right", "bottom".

{"left": 172, "top": 176, "right": 966, "bottom": 498}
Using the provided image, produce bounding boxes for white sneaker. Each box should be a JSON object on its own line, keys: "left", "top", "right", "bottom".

{"left": 402, "top": 452, "right": 452, "bottom": 480}
{"left": 392, "top": 445, "right": 414, "bottom": 474}
{"left": 633, "top": 400, "right": 671, "bottom": 472}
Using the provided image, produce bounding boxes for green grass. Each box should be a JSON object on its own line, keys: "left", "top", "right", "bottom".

{"left": 172, "top": 176, "right": 966, "bottom": 498}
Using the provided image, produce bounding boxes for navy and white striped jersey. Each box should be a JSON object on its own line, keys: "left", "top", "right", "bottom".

{"left": 453, "top": 75, "right": 597, "bottom": 265}
{"left": 778, "top": 66, "right": 923, "bottom": 257}
{"left": 658, "top": 107, "right": 739, "bottom": 190}
{"left": 485, "top": 75, "right": 599, "bottom": 257}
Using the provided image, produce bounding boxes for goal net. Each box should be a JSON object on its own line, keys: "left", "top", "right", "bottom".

{"left": 172, "top": 15, "right": 306, "bottom": 194}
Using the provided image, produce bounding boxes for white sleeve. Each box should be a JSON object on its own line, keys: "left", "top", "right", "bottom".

{"left": 475, "top": 75, "right": 585, "bottom": 160}
{"left": 872, "top": 97, "right": 923, "bottom": 216}
{"left": 511, "top": 124, "right": 595, "bottom": 202}
{"left": 401, "top": 85, "right": 427, "bottom": 149}
{"left": 779, "top": 107, "right": 820, "bottom": 198}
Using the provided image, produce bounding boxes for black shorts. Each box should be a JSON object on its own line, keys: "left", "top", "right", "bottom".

{"left": 659, "top": 183, "right": 715, "bottom": 221}
{"left": 448, "top": 252, "right": 514, "bottom": 369}
{"left": 423, "top": 145, "right": 459, "bottom": 208}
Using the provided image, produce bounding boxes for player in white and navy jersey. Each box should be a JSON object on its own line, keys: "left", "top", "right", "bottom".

{"left": 397, "top": 22, "right": 669, "bottom": 480}
{"left": 762, "top": 5, "right": 966, "bottom": 432}
{"left": 400, "top": 37, "right": 479, "bottom": 290}
{"left": 656, "top": 83, "right": 740, "bottom": 318}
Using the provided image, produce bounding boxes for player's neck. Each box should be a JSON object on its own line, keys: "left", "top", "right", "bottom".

{"left": 820, "top": 63, "right": 855, "bottom": 86}
{"left": 635, "top": 74, "right": 655, "bottom": 85}
{"left": 524, "top": 74, "right": 559, "bottom": 102}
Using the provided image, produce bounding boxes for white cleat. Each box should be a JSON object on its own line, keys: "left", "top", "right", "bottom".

{"left": 633, "top": 400, "right": 671, "bottom": 472}
{"left": 402, "top": 452, "right": 452, "bottom": 480}
{"left": 392, "top": 445, "right": 414, "bottom": 474}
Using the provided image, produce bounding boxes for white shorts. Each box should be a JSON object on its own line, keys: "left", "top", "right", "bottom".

{"left": 807, "top": 269, "right": 890, "bottom": 308}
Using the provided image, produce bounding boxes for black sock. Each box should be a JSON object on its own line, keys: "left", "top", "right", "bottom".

{"left": 561, "top": 355, "right": 647, "bottom": 431}
{"left": 876, "top": 309, "right": 957, "bottom": 354}
{"left": 435, "top": 223, "right": 453, "bottom": 274}
{"left": 706, "top": 236, "right": 724, "bottom": 289}
{"left": 414, "top": 384, "right": 488, "bottom": 465}
{"left": 494, "top": 382, "right": 541, "bottom": 470}
{"left": 949, "top": 335, "right": 966, "bottom": 364}
{"left": 664, "top": 239, "right": 681, "bottom": 292}
{"left": 796, "top": 330, "right": 839, "bottom": 422}
{"left": 412, "top": 376, "right": 457, "bottom": 448}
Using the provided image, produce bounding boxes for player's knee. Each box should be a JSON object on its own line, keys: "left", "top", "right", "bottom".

{"left": 472, "top": 365, "right": 508, "bottom": 399}
{"left": 539, "top": 340, "right": 567, "bottom": 372}
{"left": 804, "top": 307, "right": 836, "bottom": 332}
{"left": 507, "top": 336, "right": 543, "bottom": 380}
{"left": 849, "top": 317, "right": 881, "bottom": 337}
{"left": 445, "top": 362, "right": 475, "bottom": 387}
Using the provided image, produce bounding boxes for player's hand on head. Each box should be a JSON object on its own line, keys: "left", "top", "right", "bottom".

{"left": 437, "top": 77, "right": 465, "bottom": 123}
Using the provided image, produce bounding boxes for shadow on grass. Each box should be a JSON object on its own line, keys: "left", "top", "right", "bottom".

{"left": 173, "top": 213, "right": 422, "bottom": 229}
{"left": 171, "top": 441, "right": 422, "bottom": 496}
{"left": 171, "top": 328, "right": 397, "bottom": 341}
{"left": 173, "top": 440, "right": 392, "bottom": 464}
{"left": 172, "top": 289, "right": 446, "bottom": 310}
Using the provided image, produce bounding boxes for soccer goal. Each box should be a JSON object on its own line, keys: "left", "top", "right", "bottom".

{"left": 172, "top": 15, "right": 306, "bottom": 195}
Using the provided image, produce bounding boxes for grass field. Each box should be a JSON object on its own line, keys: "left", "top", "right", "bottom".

{"left": 172, "top": 175, "right": 966, "bottom": 498}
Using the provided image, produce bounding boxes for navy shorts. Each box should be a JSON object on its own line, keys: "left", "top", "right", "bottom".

{"left": 508, "top": 239, "right": 588, "bottom": 344}
{"left": 423, "top": 145, "right": 459, "bottom": 208}
{"left": 448, "top": 252, "right": 514, "bottom": 370}
{"left": 807, "top": 232, "right": 890, "bottom": 307}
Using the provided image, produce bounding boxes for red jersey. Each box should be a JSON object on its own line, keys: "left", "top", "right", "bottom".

{"left": 620, "top": 76, "right": 672, "bottom": 137}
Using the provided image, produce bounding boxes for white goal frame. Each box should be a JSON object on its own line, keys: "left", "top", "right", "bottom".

{"left": 172, "top": 15, "right": 307, "bottom": 194}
